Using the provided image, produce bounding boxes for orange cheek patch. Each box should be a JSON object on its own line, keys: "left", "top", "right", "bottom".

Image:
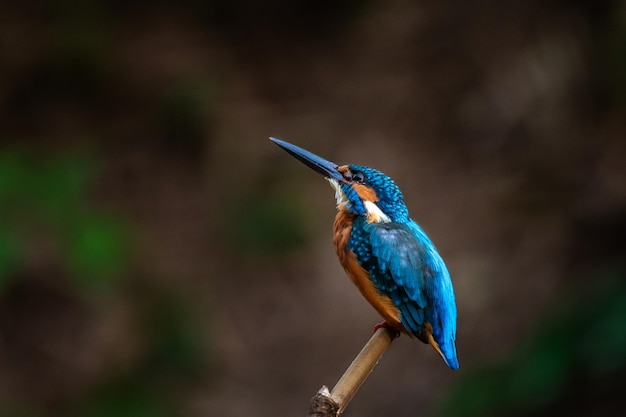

{"left": 353, "top": 183, "right": 378, "bottom": 202}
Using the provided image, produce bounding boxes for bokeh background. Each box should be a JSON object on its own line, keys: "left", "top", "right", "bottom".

{"left": 1, "top": 1, "right": 625, "bottom": 416}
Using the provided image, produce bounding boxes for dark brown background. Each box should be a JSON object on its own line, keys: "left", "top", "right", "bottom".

{"left": 1, "top": 1, "right": 625, "bottom": 416}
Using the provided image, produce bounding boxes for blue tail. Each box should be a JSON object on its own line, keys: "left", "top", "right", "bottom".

{"left": 440, "top": 340, "right": 459, "bottom": 370}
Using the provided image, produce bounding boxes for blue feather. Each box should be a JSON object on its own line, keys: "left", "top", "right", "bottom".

{"left": 350, "top": 214, "right": 458, "bottom": 369}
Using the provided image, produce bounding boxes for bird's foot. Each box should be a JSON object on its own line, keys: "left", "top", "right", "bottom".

{"left": 374, "top": 322, "right": 400, "bottom": 338}
{"left": 373, "top": 321, "right": 391, "bottom": 332}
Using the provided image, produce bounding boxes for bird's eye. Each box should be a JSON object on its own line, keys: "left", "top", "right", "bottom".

{"left": 352, "top": 172, "right": 365, "bottom": 183}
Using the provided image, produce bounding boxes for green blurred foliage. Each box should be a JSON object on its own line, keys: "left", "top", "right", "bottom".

{"left": 0, "top": 150, "right": 128, "bottom": 291}
{"left": 142, "top": 292, "right": 210, "bottom": 376}
{"left": 63, "top": 213, "right": 129, "bottom": 289}
{"left": 435, "top": 263, "right": 626, "bottom": 417}
{"left": 0, "top": 149, "right": 212, "bottom": 416}
{"left": 79, "top": 380, "right": 176, "bottom": 417}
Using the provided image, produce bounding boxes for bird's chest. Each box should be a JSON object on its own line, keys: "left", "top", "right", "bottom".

{"left": 333, "top": 214, "right": 381, "bottom": 282}
{"left": 332, "top": 212, "right": 403, "bottom": 328}
{"left": 332, "top": 211, "right": 357, "bottom": 265}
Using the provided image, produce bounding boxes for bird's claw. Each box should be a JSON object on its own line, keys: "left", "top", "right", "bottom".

{"left": 374, "top": 322, "right": 400, "bottom": 338}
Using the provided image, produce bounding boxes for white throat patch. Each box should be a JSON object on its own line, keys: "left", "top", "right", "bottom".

{"left": 327, "top": 178, "right": 349, "bottom": 208}
{"left": 363, "top": 200, "right": 391, "bottom": 223}
{"left": 326, "top": 178, "right": 391, "bottom": 223}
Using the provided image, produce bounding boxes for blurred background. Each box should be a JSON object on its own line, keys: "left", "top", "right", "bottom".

{"left": 1, "top": 0, "right": 625, "bottom": 416}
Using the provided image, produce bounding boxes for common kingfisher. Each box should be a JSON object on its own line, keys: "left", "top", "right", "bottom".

{"left": 271, "top": 137, "right": 459, "bottom": 369}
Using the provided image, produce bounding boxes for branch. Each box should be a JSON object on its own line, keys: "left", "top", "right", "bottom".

{"left": 306, "top": 326, "right": 398, "bottom": 417}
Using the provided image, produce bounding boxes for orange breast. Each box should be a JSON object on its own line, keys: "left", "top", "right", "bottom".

{"left": 333, "top": 211, "right": 404, "bottom": 333}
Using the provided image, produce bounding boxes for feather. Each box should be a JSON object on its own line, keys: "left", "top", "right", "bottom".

{"left": 351, "top": 218, "right": 458, "bottom": 369}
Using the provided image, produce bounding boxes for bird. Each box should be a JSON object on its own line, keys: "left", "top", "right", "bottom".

{"left": 270, "top": 137, "right": 459, "bottom": 369}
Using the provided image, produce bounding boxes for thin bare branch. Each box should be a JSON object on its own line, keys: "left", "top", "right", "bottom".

{"left": 306, "top": 326, "right": 398, "bottom": 417}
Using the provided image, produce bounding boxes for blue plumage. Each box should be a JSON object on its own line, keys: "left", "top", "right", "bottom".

{"left": 270, "top": 138, "right": 459, "bottom": 369}
{"left": 347, "top": 179, "right": 459, "bottom": 369}
{"left": 337, "top": 165, "right": 409, "bottom": 222}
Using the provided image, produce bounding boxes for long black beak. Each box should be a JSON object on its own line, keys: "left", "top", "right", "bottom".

{"left": 270, "top": 137, "right": 343, "bottom": 181}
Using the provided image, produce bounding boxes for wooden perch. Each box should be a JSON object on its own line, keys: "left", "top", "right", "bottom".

{"left": 306, "top": 326, "right": 398, "bottom": 417}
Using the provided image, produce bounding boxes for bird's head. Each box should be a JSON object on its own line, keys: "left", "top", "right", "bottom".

{"left": 271, "top": 137, "right": 409, "bottom": 223}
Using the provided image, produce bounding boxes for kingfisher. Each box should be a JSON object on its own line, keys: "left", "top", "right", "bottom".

{"left": 270, "top": 137, "right": 459, "bottom": 369}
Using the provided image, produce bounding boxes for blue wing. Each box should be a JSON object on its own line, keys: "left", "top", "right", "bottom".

{"left": 354, "top": 218, "right": 458, "bottom": 368}
{"left": 364, "top": 221, "right": 430, "bottom": 332}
